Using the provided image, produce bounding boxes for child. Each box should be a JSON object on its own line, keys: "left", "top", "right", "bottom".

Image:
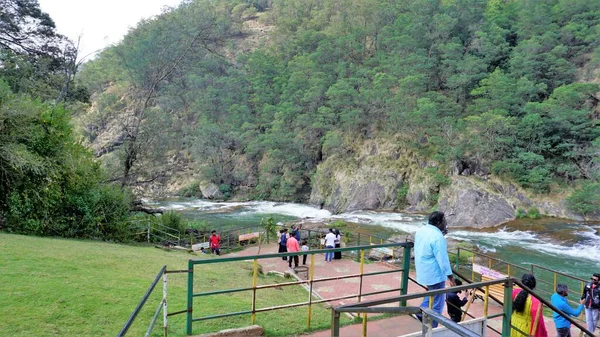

{"left": 301, "top": 240, "right": 309, "bottom": 265}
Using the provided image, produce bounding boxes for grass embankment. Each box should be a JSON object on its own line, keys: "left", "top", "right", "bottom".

{"left": 0, "top": 233, "right": 348, "bottom": 336}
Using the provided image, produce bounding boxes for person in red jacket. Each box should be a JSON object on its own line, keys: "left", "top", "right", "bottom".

{"left": 209, "top": 230, "right": 221, "bottom": 255}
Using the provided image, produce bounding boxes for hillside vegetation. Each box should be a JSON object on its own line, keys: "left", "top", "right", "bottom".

{"left": 78, "top": 0, "right": 600, "bottom": 216}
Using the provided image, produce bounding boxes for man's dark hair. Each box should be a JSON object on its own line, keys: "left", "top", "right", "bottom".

{"left": 556, "top": 284, "right": 569, "bottom": 295}
{"left": 211, "top": 230, "right": 216, "bottom": 234}
{"left": 428, "top": 211, "right": 445, "bottom": 226}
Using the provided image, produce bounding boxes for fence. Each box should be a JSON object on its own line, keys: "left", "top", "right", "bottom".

{"left": 455, "top": 247, "right": 594, "bottom": 332}
{"left": 185, "top": 242, "right": 414, "bottom": 335}
{"left": 331, "top": 277, "right": 595, "bottom": 337}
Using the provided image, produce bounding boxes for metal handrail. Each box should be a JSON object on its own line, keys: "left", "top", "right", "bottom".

{"left": 117, "top": 265, "right": 167, "bottom": 337}
{"left": 185, "top": 242, "right": 414, "bottom": 335}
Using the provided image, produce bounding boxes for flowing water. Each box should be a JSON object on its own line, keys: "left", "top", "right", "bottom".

{"left": 146, "top": 198, "right": 600, "bottom": 280}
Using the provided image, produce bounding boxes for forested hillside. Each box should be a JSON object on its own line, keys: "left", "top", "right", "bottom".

{"left": 78, "top": 0, "right": 600, "bottom": 220}
{"left": 0, "top": 0, "right": 131, "bottom": 237}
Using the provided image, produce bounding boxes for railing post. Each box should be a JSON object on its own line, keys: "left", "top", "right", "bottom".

{"left": 251, "top": 258, "right": 258, "bottom": 324}
{"left": 331, "top": 309, "right": 340, "bottom": 337}
{"left": 422, "top": 310, "right": 432, "bottom": 337}
{"left": 502, "top": 278, "right": 514, "bottom": 337}
{"left": 455, "top": 248, "right": 460, "bottom": 272}
{"left": 358, "top": 249, "right": 365, "bottom": 318}
{"left": 163, "top": 269, "right": 168, "bottom": 337}
{"left": 186, "top": 260, "right": 193, "bottom": 335}
{"left": 400, "top": 244, "right": 411, "bottom": 306}
{"left": 307, "top": 253, "right": 314, "bottom": 329}
{"left": 355, "top": 234, "right": 361, "bottom": 262}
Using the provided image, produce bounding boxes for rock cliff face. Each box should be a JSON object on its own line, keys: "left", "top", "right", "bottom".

{"left": 309, "top": 140, "right": 423, "bottom": 213}
{"left": 310, "top": 139, "right": 596, "bottom": 227}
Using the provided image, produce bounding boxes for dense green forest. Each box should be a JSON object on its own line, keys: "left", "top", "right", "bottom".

{"left": 0, "top": 0, "right": 131, "bottom": 238}
{"left": 79, "top": 0, "right": 600, "bottom": 212}
{"left": 3, "top": 0, "right": 600, "bottom": 238}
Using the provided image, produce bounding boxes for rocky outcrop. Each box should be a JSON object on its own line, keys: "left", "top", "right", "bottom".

{"left": 438, "top": 177, "right": 516, "bottom": 228}
{"left": 309, "top": 140, "right": 423, "bottom": 213}
{"left": 310, "top": 139, "right": 596, "bottom": 227}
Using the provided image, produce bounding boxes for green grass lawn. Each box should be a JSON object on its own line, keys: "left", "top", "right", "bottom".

{"left": 0, "top": 233, "right": 349, "bottom": 336}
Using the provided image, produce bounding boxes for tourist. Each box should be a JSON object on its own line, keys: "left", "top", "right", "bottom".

{"left": 333, "top": 228, "right": 342, "bottom": 260}
{"left": 551, "top": 284, "right": 584, "bottom": 337}
{"left": 278, "top": 229, "right": 288, "bottom": 261}
{"left": 286, "top": 230, "right": 300, "bottom": 268}
{"left": 209, "top": 230, "right": 221, "bottom": 256}
{"left": 581, "top": 273, "right": 600, "bottom": 334}
{"left": 446, "top": 279, "right": 469, "bottom": 323}
{"left": 511, "top": 273, "right": 547, "bottom": 337}
{"left": 290, "top": 224, "right": 302, "bottom": 241}
{"left": 414, "top": 211, "right": 455, "bottom": 328}
{"left": 301, "top": 240, "right": 309, "bottom": 265}
{"left": 324, "top": 229, "right": 336, "bottom": 263}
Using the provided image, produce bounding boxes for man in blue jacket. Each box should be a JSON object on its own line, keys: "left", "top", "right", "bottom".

{"left": 551, "top": 283, "right": 585, "bottom": 337}
{"left": 414, "top": 211, "right": 455, "bottom": 328}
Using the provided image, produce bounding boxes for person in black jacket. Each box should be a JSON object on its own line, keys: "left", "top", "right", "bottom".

{"left": 446, "top": 279, "right": 469, "bottom": 323}
{"left": 581, "top": 273, "right": 600, "bottom": 333}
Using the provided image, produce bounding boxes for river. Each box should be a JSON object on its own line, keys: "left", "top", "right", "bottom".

{"left": 146, "top": 198, "right": 600, "bottom": 280}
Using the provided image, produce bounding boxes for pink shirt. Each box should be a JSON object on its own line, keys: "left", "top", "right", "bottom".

{"left": 286, "top": 236, "right": 300, "bottom": 252}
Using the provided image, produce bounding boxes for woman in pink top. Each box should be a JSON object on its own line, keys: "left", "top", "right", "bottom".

{"left": 286, "top": 234, "right": 300, "bottom": 268}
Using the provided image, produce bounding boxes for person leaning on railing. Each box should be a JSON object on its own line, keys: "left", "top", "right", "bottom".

{"left": 511, "top": 273, "right": 548, "bottom": 337}
{"left": 551, "top": 284, "right": 585, "bottom": 337}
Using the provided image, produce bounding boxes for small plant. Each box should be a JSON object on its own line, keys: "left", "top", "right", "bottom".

{"left": 330, "top": 219, "right": 347, "bottom": 228}
{"left": 260, "top": 216, "right": 277, "bottom": 243}
{"left": 516, "top": 208, "right": 527, "bottom": 218}
{"left": 395, "top": 183, "right": 409, "bottom": 209}
{"left": 526, "top": 207, "right": 541, "bottom": 219}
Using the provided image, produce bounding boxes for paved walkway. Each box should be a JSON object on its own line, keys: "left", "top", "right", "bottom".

{"left": 227, "top": 243, "right": 562, "bottom": 337}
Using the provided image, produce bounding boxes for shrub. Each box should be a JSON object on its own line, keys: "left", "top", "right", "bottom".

{"left": 526, "top": 207, "right": 541, "bottom": 219}
{"left": 566, "top": 183, "right": 600, "bottom": 217}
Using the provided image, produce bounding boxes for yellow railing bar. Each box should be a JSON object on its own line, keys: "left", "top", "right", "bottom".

{"left": 251, "top": 258, "right": 258, "bottom": 324}
{"left": 307, "top": 254, "right": 315, "bottom": 328}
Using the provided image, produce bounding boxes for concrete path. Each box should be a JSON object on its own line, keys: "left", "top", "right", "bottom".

{"left": 226, "top": 243, "right": 562, "bottom": 337}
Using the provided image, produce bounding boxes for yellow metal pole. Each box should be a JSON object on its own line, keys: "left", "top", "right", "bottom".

{"left": 307, "top": 253, "right": 315, "bottom": 329}
{"left": 362, "top": 313, "right": 367, "bottom": 337}
{"left": 369, "top": 236, "right": 372, "bottom": 245}
{"left": 251, "top": 259, "right": 258, "bottom": 324}
{"left": 488, "top": 258, "right": 492, "bottom": 269}
{"left": 358, "top": 249, "right": 365, "bottom": 319}
{"left": 380, "top": 238, "right": 383, "bottom": 244}
{"left": 484, "top": 285, "right": 489, "bottom": 316}
{"left": 471, "top": 255, "right": 475, "bottom": 281}
{"left": 553, "top": 272, "right": 557, "bottom": 293}
{"left": 507, "top": 264, "right": 511, "bottom": 277}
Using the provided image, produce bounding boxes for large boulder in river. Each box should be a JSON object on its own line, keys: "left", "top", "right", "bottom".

{"left": 438, "top": 177, "right": 516, "bottom": 228}
{"left": 199, "top": 182, "right": 223, "bottom": 199}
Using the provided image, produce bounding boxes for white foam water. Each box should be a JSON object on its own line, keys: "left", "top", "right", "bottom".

{"left": 151, "top": 199, "right": 600, "bottom": 267}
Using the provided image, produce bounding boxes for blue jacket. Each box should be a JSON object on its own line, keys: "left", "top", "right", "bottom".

{"left": 414, "top": 224, "right": 452, "bottom": 286}
{"left": 551, "top": 292, "right": 584, "bottom": 329}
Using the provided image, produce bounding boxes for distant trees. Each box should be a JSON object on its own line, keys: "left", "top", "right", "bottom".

{"left": 0, "top": 0, "right": 131, "bottom": 239}
{"left": 79, "top": 0, "right": 600, "bottom": 209}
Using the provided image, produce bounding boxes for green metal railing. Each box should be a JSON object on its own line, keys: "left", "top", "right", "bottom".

{"left": 331, "top": 277, "right": 595, "bottom": 337}
{"left": 455, "top": 247, "right": 595, "bottom": 332}
{"left": 185, "top": 242, "right": 414, "bottom": 335}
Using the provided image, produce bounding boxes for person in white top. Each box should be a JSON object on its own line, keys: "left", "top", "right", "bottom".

{"left": 324, "top": 229, "right": 336, "bottom": 262}
{"left": 301, "top": 240, "right": 309, "bottom": 265}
